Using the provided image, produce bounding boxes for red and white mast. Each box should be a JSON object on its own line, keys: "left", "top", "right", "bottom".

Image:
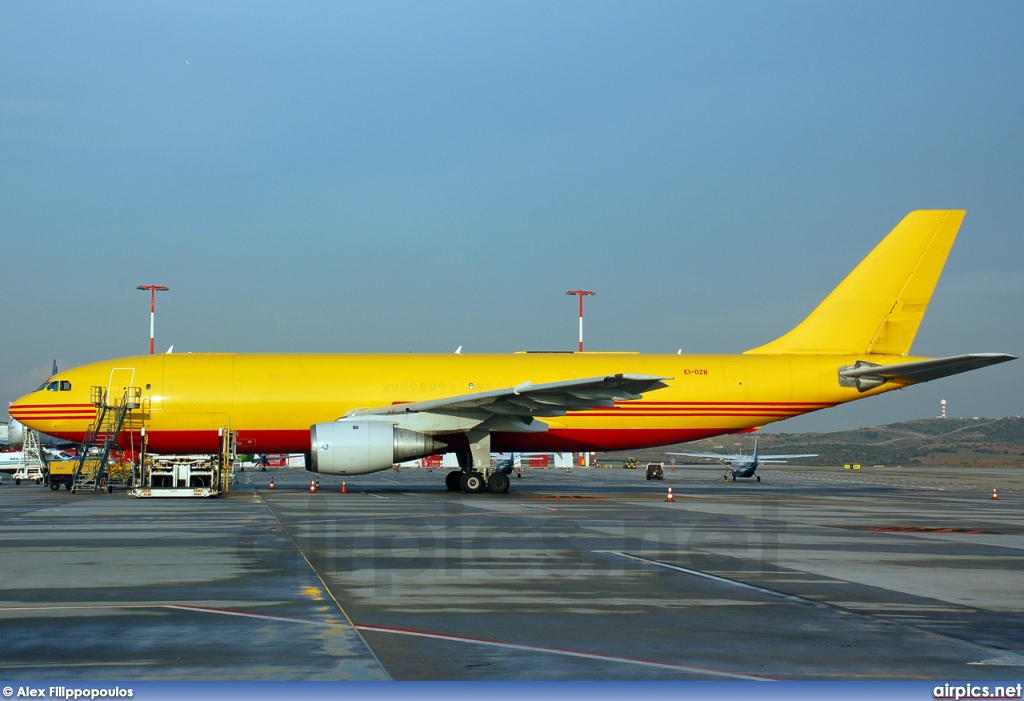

{"left": 566, "top": 289, "right": 595, "bottom": 352}
{"left": 137, "top": 285, "right": 169, "bottom": 355}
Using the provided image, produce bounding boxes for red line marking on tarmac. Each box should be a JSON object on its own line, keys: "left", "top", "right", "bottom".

{"left": 0, "top": 603, "right": 774, "bottom": 679}
{"left": 354, "top": 623, "right": 778, "bottom": 680}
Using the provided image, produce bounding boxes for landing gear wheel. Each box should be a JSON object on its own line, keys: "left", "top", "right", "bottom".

{"left": 460, "top": 471, "right": 485, "bottom": 493}
{"left": 445, "top": 471, "right": 462, "bottom": 492}
{"left": 488, "top": 472, "right": 510, "bottom": 494}
{"left": 756, "top": 475, "right": 761, "bottom": 482}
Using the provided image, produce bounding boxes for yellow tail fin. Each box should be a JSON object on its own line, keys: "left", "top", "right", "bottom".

{"left": 745, "top": 210, "right": 965, "bottom": 356}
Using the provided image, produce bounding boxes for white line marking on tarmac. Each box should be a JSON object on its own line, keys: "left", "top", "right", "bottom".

{"left": 597, "top": 551, "right": 814, "bottom": 605}
{"left": 0, "top": 601, "right": 770, "bottom": 679}
{"left": 0, "top": 603, "right": 344, "bottom": 628}
{"left": 354, "top": 623, "right": 776, "bottom": 680}
{"left": 166, "top": 604, "right": 342, "bottom": 626}
{"left": 0, "top": 601, "right": 771, "bottom": 678}
{"left": 520, "top": 503, "right": 560, "bottom": 511}
{"left": 0, "top": 662, "right": 155, "bottom": 669}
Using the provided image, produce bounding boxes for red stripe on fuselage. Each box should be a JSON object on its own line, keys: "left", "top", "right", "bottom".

{"left": 10, "top": 403, "right": 95, "bottom": 409}
{"left": 99, "top": 427, "right": 750, "bottom": 455}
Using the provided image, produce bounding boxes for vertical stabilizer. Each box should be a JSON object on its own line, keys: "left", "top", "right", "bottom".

{"left": 745, "top": 210, "right": 965, "bottom": 356}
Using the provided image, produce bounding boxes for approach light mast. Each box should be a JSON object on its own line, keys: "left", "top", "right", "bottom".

{"left": 566, "top": 289, "right": 595, "bottom": 352}
{"left": 137, "top": 285, "right": 169, "bottom": 355}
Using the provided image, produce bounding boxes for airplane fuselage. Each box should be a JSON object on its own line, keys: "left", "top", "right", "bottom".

{"left": 10, "top": 350, "right": 903, "bottom": 456}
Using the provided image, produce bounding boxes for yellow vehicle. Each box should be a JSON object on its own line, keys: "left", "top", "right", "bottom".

{"left": 9, "top": 211, "right": 1015, "bottom": 495}
{"left": 46, "top": 459, "right": 77, "bottom": 490}
{"left": 623, "top": 457, "right": 638, "bottom": 469}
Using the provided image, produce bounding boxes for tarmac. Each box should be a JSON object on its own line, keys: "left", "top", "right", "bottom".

{"left": 0, "top": 463, "right": 1021, "bottom": 680}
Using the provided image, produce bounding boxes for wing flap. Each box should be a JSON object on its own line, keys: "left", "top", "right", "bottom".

{"left": 345, "top": 374, "right": 670, "bottom": 427}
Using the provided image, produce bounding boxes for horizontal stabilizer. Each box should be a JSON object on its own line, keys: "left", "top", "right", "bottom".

{"left": 839, "top": 353, "right": 1016, "bottom": 389}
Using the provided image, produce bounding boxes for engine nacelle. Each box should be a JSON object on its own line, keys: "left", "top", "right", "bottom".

{"left": 7, "top": 419, "right": 24, "bottom": 448}
{"left": 309, "top": 420, "right": 446, "bottom": 475}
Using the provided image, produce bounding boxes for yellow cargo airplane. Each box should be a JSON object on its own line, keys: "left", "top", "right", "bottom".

{"left": 9, "top": 210, "right": 1015, "bottom": 494}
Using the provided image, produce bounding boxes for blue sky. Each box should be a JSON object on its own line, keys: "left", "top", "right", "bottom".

{"left": 2, "top": 1, "right": 1021, "bottom": 432}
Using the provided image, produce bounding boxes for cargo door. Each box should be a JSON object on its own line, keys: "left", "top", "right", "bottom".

{"left": 722, "top": 358, "right": 747, "bottom": 403}
{"left": 107, "top": 368, "right": 137, "bottom": 405}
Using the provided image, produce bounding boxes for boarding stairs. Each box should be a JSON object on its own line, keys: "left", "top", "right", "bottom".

{"left": 13, "top": 429, "right": 46, "bottom": 484}
{"left": 71, "top": 386, "right": 142, "bottom": 493}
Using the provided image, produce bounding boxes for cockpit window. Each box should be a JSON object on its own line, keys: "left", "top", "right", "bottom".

{"left": 60, "top": 380, "right": 72, "bottom": 391}
{"left": 47, "top": 381, "right": 59, "bottom": 392}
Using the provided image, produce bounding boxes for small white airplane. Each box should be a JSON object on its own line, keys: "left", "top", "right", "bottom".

{"left": 668, "top": 437, "right": 817, "bottom": 482}
{"left": 0, "top": 450, "right": 25, "bottom": 473}
{"left": 0, "top": 446, "right": 75, "bottom": 473}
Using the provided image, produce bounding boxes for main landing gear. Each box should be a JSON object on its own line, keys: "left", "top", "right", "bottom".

{"left": 445, "top": 469, "right": 510, "bottom": 494}
{"left": 443, "top": 433, "right": 511, "bottom": 495}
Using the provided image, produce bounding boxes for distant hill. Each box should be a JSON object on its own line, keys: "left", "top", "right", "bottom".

{"left": 605, "top": 417, "right": 1024, "bottom": 467}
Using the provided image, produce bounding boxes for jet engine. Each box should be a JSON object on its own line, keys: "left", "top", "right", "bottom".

{"left": 7, "top": 419, "right": 24, "bottom": 448}
{"left": 309, "top": 420, "right": 446, "bottom": 475}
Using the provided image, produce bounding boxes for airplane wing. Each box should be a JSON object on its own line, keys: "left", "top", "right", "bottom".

{"left": 666, "top": 450, "right": 741, "bottom": 460}
{"left": 667, "top": 451, "right": 816, "bottom": 461}
{"left": 345, "top": 374, "right": 671, "bottom": 429}
{"left": 840, "top": 353, "right": 1015, "bottom": 390}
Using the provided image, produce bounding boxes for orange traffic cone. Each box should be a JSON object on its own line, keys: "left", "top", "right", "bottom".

{"left": 993, "top": 487, "right": 999, "bottom": 500}
{"left": 666, "top": 486, "right": 675, "bottom": 502}
{"left": 269, "top": 477, "right": 275, "bottom": 489}
{"left": 310, "top": 479, "right": 316, "bottom": 493}
{"left": 341, "top": 480, "right": 347, "bottom": 494}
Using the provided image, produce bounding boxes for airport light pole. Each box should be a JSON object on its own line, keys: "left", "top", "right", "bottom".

{"left": 137, "top": 285, "right": 169, "bottom": 355}
{"left": 566, "top": 289, "right": 595, "bottom": 352}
